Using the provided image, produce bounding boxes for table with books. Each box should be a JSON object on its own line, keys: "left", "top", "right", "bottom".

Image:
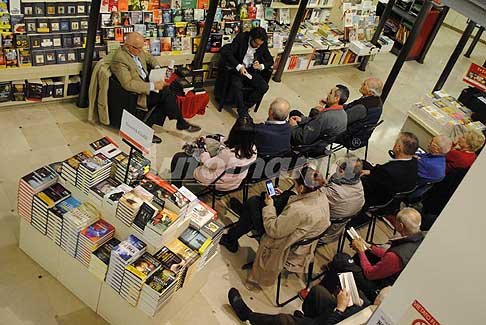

{"left": 17, "top": 136, "right": 225, "bottom": 324}
{"left": 401, "top": 90, "right": 486, "bottom": 147}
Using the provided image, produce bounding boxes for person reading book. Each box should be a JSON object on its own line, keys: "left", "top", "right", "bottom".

{"left": 227, "top": 285, "right": 391, "bottom": 324}
{"left": 349, "top": 208, "right": 425, "bottom": 301}
{"left": 110, "top": 32, "right": 200, "bottom": 143}
{"left": 220, "top": 166, "right": 330, "bottom": 288}
{"left": 219, "top": 27, "right": 274, "bottom": 117}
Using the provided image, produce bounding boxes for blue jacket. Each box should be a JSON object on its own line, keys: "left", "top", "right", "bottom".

{"left": 417, "top": 153, "right": 446, "bottom": 184}
{"left": 254, "top": 121, "right": 291, "bottom": 156}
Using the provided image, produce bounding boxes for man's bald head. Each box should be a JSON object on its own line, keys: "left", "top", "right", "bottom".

{"left": 361, "top": 77, "right": 383, "bottom": 97}
{"left": 269, "top": 98, "right": 290, "bottom": 121}
{"left": 429, "top": 135, "right": 452, "bottom": 155}
{"left": 396, "top": 208, "right": 422, "bottom": 235}
{"left": 125, "top": 32, "right": 145, "bottom": 55}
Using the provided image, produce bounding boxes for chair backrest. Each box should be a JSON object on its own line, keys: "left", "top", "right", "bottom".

{"left": 210, "top": 163, "right": 254, "bottom": 185}
{"left": 368, "top": 186, "right": 418, "bottom": 214}
{"left": 292, "top": 227, "right": 330, "bottom": 247}
{"left": 406, "top": 181, "right": 435, "bottom": 203}
{"left": 340, "top": 120, "right": 384, "bottom": 150}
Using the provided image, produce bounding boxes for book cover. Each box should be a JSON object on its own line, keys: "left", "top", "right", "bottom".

{"left": 197, "top": 0, "right": 209, "bottom": 9}
{"left": 145, "top": 268, "right": 177, "bottom": 294}
{"left": 5, "top": 49, "right": 18, "bottom": 68}
{"left": 147, "top": 208, "right": 180, "bottom": 235}
{"left": 154, "top": 246, "right": 186, "bottom": 273}
{"left": 160, "top": 36, "right": 171, "bottom": 51}
{"left": 133, "top": 202, "right": 158, "bottom": 231}
{"left": 81, "top": 219, "right": 115, "bottom": 243}
{"left": 193, "top": 8, "right": 204, "bottom": 21}
{"left": 126, "top": 252, "right": 161, "bottom": 280}
{"left": 181, "top": 0, "right": 196, "bottom": 9}
{"left": 208, "top": 33, "right": 222, "bottom": 53}
{"left": 191, "top": 36, "right": 200, "bottom": 54}
{"left": 91, "top": 178, "right": 121, "bottom": 199}
{"left": 112, "top": 235, "right": 147, "bottom": 261}
{"left": 93, "top": 238, "right": 121, "bottom": 265}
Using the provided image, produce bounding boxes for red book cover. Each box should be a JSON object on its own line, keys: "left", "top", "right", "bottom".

{"left": 197, "top": 0, "right": 208, "bottom": 9}
{"left": 118, "top": 0, "right": 128, "bottom": 11}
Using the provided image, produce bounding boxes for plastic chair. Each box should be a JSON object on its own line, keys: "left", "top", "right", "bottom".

{"left": 333, "top": 120, "right": 384, "bottom": 161}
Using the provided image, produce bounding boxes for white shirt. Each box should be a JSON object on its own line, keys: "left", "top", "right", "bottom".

{"left": 129, "top": 51, "right": 155, "bottom": 91}
{"left": 236, "top": 39, "right": 264, "bottom": 72}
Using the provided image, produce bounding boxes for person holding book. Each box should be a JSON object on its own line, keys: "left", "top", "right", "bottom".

{"left": 350, "top": 208, "right": 425, "bottom": 301}
{"left": 288, "top": 85, "right": 349, "bottom": 151}
{"left": 170, "top": 117, "right": 257, "bottom": 191}
{"left": 219, "top": 27, "right": 274, "bottom": 117}
{"left": 110, "top": 32, "right": 200, "bottom": 143}
{"left": 220, "top": 166, "right": 330, "bottom": 288}
{"left": 227, "top": 285, "right": 391, "bottom": 324}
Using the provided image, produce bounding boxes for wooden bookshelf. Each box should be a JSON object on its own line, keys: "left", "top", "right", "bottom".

{"left": 270, "top": 2, "right": 333, "bottom": 9}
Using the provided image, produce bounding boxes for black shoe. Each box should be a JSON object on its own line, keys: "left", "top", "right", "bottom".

{"left": 177, "top": 121, "right": 201, "bottom": 132}
{"left": 228, "top": 288, "right": 252, "bottom": 322}
{"left": 152, "top": 135, "right": 162, "bottom": 144}
{"left": 229, "top": 198, "right": 243, "bottom": 216}
{"left": 220, "top": 234, "right": 239, "bottom": 253}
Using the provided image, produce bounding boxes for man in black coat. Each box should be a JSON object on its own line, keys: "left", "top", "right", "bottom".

{"left": 219, "top": 27, "right": 274, "bottom": 117}
{"left": 361, "top": 132, "right": 419, "bottom": 206}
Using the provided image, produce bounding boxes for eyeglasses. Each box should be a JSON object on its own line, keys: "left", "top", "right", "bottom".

{"left": 126, "top": 43, "right": 143, "bottom": 51}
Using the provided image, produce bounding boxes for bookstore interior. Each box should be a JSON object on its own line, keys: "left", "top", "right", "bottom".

{"left": 1, "top": 0, "right": 486, "bottom": 323}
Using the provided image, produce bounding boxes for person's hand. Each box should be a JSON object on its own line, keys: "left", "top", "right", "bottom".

{"left": 264, "top": 193, "right": 273, "bottom": 206}
{"left": 252, "top": 60, "right": 262, "bottom": 70}
{"left": 360, "top": 170, "right": 370, "bottom": 176}
{"left": 289, "top": 116, "right": 301, "bottom": 127}
{"left": 239, "top": 66, "right": 248, "bottom": 76}
{"left": 351, "top": 238, "right": 367, "bottom": 252}
{"left": 336, "top": 289, "right": 350, "bottom": 312}
{"left": 274, "top": 188, "right": 283, "bottom": 195}
{"left": 154, "top": 80, "right": 166, "bottom": 90}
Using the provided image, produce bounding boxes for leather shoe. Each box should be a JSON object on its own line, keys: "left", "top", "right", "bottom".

{"left": 220, "top": 234, "right": 239, "bottom": 253}
{"left": 229, "top": 198, "right": 243, "bottom": 216}
{"left": 228, "top": 288, "right": 252, "bottom": 322}
{"left": 177, "top": 122, "right": 201, "bottom": 132}
{"left": 152, "top": 135, "right": 162, "bottom": 144}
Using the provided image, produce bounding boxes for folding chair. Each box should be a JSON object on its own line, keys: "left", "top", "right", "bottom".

{"left": 332, "top": 120, "right": 384, "bottom": 161}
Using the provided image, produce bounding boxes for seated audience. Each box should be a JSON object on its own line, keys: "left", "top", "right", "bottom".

{"left": 227, "top": 285, "right": 390, "bottom": 325}
{"left": 416, "top": 135, "right": 452, "bottom": 184}
{"left": 220, "top": 166, "right": 330, "bottom": 287}
{"left": 350, "top": 208, "right": 425, "bottom": 300}
{"left": 446, "top": 130, "right": 485, "bottom": 172}
{"left": 289, "top": 85, "right": 349, "bottom": 147}
{"left": 110, "top": 32, "right": 200, "bottom": 143}
{"left": 324, "top": 154, "right": 365, "bottom": 220}
{"left": 170, "top": 117, "right": 257, "bottom": 191}
{"left": 344, "top": 77, "right": 384, "bottom": 133}
{"left": 361, "top": 132, "right": 419, "bottom": 206}
{"left": 219, "top": 27, "right": 274, "bottom": 117}
{"left": 254, "top": 98, "right": 291, "bottom": 157}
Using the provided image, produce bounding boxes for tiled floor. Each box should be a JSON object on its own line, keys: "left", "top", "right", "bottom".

{"left": 0, "top": 25, "right": 485, "bottom": 325}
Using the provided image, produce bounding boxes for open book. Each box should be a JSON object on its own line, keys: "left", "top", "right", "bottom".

{"left": 338, "top": 272, "right": 361, "bottom": 307}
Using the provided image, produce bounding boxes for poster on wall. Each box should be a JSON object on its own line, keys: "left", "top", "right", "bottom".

{"left": 463, "top": 63, "right": 486, "bottom": 92}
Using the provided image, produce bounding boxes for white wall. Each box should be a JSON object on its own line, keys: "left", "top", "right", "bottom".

{"left": 370, "top": 148, "right": 486, "bottom": 324}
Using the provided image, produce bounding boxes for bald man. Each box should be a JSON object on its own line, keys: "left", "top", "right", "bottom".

{"left": 110, "top": 32, "right": 200, "bottom": 143}
{"left": 253, "top": 98, "right": 291, "bottom": 156}
{"left": 416, "top": 135, "right": 452, "bottom": 184}
{"left": 350, "top": 208, "right": 425, "bottom": 300}
{"left": 344, "top": 77, "right": 384, "bottom": 133}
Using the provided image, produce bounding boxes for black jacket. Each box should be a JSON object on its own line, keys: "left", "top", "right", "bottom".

{"left": 345, "top": 96, "right": 383, "bottom": 133}
{"left": 362, "top": 158, "right": 418, "bottom": 206}
{"left": 254, "top": 121, "right": 291, "bottom": 156}
{"left": 219, "top": 32, "right": 274, "bottom": 71}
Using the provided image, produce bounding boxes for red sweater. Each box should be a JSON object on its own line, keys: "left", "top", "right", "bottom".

{"left": 358, "top": 246, "right": 402, "bottom": 281}
{"left": 446, "top": 149, "right": 476, "bottom": 172}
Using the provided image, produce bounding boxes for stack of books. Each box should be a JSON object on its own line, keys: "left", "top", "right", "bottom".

{"left": 104, "top": 183, "right": 133, "bottom": 208}
{"left": 47, "top": 196, "right": 81, "bottom": 245}
{"left": 178, "top": 227, "right": 212, "bottom": 256}
{"left": 60, "top": 151, "right": 93, "bottom": 187}
{"left": 140, "top": 173, "right": 180, "bottom": 211}
{"left": 112, "top": 152, "right": 151, "bottom": 185}
{"left": 105, "top": 235, "right": 147, "bottom": 293}
{"left": 76, "top": 153, "right": 112, "bottom": 195}
{"left": 88, "top": 238, "right": 121, "bottom": 281}
{"left": 31, "top": 183, "right": 70, "bottom": 235}
{"left": 116, "top": 186, "right": 153, "bottom": 226}
{"left": 17, "top": 165, "right": 58, "bottom": 222}
{"left": 143, "top": 207, "right": 182, "bottom": 247}
{"left": 120, "top": 252, "right": 161, "bottom": 306}
{"left": 60, "top": 204, "right": 100, "bottom": 257}
{"left": 138, "top": 267, "right": 178, "bottom": 316}
{"left": 186, "top": 200, "right": 217, "bottom": 230}
{"left": 88, "top": 177, "right": 122, "bottom": 206}
{"left": 197, "top": 218, "right": 225, "bottom": 269}
{"left": 90, "top": 136, "right": 121, "bottom": 159}
{"left": 164, "top": 239, "right": 199, "bottom": 291}
{"left": 76, "top": 219, "right": 115, "bottom": 267}
{"left": 131, "top": 201, "right": 159, "bottom": 234}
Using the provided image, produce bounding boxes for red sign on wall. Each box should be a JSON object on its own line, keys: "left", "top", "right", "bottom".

{"left": 463, "top": 63, "right": 486, "bottom": 92}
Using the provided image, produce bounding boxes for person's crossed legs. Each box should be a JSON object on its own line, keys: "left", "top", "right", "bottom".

{"left": 231, "top": 70, "right": 269, "bottom": 117}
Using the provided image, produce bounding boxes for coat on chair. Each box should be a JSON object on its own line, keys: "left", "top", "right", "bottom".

{"left": 248, "top": 189, "right": 331, "bottom": 287}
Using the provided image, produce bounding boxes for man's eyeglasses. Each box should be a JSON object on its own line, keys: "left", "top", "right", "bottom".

{"left": 126, "top": 43, "right": 143, "bottom": 51}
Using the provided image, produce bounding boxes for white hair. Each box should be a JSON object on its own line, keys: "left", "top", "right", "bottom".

{"left": 365, "top": 77, "right": 383, "bottom": 96}
{"left": 269, "top": 98, "right": 290, "bottom": 121}
{"left": 396, "top": 208, "right": 421, "bottom": 234}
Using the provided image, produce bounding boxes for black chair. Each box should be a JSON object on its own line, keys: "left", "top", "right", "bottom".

{"left": 275, "top": 228, "right": 330, "bottom": 307}
{"left": 214, "top": 64, "right": 272, "bottom": 113}
{"left": 195, "top": 163, "right": 254, "bottom": 209}
{"left": 333, "top": 120, "right": 385, "bottom": 161}
{"left": 107, "top": 75, "right": 158, "bottom": 128}
{"left": 403, "top": 181, "right": 435, "bottom": 206}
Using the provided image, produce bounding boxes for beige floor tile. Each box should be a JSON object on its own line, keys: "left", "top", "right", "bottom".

{"left": 0, "top": 126, "right": 31, "bottom": 155}
{"left": 20, "top": 123, "right": 68, "bottom": 150}
{"left": 58, "top": 121, "right": 103, "bottom": 146}
{"left": 14, "top": 105, "right": 55, "bottom": 128}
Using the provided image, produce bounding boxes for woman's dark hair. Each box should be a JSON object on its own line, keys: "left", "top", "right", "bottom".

{"left": 249, "top": 27, "right": 268, "bottom": 42}
{"left": 225, "top": 117, "right": 256, "bottom": 159}
{"left": 295, "top": 166, "right": 325, "bottom": 193}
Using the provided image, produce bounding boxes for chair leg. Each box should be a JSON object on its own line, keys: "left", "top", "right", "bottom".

{"left": 275, "top": 176, "right": 280, "bottom": 188}
{"left": 306, "top": 261, "right": 314, "bottom": 287}
{"left": 254, "top": 100, "right": 261, "bottom": 113}
{"left": 325, "top": 150, "right": 332, "bottom": 179}
{"left": 364, "top": 144, "right": 369, "bottom": 161}
{"left": 366, "top": 216, "right": 374, "bottom": 242}
{"left": 276, "top": 272, "right": 282, "bottom": 306}
{"left": 211, "top": 188, "right": 216, "bottom": 209}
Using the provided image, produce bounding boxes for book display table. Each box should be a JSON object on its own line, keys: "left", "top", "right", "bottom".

{"left": 18, "top": 137, "right": 221, "bottom": 324}
{"left": 401, "top": 90, "right": 486, "bottom": 147}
